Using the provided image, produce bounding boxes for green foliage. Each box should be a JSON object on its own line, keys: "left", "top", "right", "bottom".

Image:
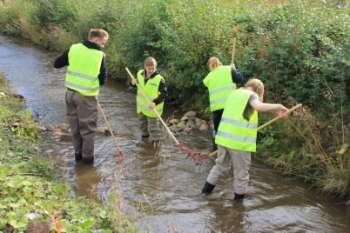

{"left": 0, "top": 0, "right": 23, "bottom": 35}
{"left": 321, "top": 166, "right": 350, "bottom": 195}
{"left": 0, "top": 0, "right": 349, "bottom": 195}
{"left": 29, "top": 0, "right": 76, "bottom": 31}
{"left": 0, "top": 168, "right": 136, "bottom": 232}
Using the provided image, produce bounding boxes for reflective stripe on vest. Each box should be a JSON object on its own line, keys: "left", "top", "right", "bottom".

{"left": 220, "top": 117, "right": 257, "bottom": 129}
{"left": 215, "top": 88, "right": 258, "bottom": 152}
{"left": 64, "top": 81, "right": 99, "bottom": 92}
{"left": 136, "top": 70, "right": 164, "bottom": 118}
{"left": 216, "top": 131, "right": 256, "bottom": 143}
{"left": 65, "top": 43, "right": 104, "bottom": 96}
{"left": 203, "top": 65, "right": 236, "bottom": 112}
{"left": 67, "top": 70, "right": 97, "bottom": 81}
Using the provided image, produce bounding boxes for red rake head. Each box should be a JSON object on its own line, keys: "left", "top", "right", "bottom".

{"left": 176, "top": 144, "right": 209, "bottom": 162}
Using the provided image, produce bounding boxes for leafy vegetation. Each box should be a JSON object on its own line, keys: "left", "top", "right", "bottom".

{"left": 0, "top": 0, "right": 349, "bottom": 196}
{"left": 0, "top": 74, "right": 136, "bottom": 232}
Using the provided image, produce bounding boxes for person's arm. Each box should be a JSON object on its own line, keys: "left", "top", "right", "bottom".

{"left": 203, "top": 76, "right": 209, "bottom": 87}
{"left": 231, "top": 66, "right": 245, "bottom": 86}
{"left": 98, "top": 56, "right": 107, "bottom": 86}
{"left": 153, "top": 80, "right": 167, "bottom": 105}
{"left": 53, "top": 49, "right": 69, "bottom": 68}
{"left": 250, "top": 95, "right": 287, "bottom": 113}
{"left": 130, "top": 70, "right": 140, "bottom": 87}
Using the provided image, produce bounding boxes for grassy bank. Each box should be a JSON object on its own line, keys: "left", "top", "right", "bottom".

{"left": 0, "top": 73, "right": 136, "bottom": 232}
{"left": 0, "top": 0, "right": 349, "bottom": 196}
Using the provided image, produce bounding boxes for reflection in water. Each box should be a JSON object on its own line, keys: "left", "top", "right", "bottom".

{"left": 75, "top": 163, "right": 101, "bottom": 200}
{"left": 1, "top": 36, "right": 350, "bottom": 233}
{"left": 207, "top": 200, "right": 246, "bottom": 233}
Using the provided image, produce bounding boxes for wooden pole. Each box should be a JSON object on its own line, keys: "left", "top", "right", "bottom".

{"left": 97, "top": 103, "right": 125, "bottom": 159}
{"left": 125, "top": 67, "right": 180, "bottom": 145}
{"left": 231, "top": 37, "right": 236, "bottom": 66}
{"left": 257, "top": 104, "right": 302, "bottom": 131}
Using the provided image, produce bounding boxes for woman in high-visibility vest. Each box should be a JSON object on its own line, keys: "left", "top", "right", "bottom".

{"left": 203, "top": 56, "right": 245, "bottom": 151}
{"left": 131, "top": 57, "right": 167, "bottom": 147}
{"left": 201, "top": 79, "right": 288, "bottom": 200}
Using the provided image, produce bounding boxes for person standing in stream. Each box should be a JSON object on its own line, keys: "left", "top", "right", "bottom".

{"left": 53, "top": 28, "right": 109, "bottom": 164}
{"left": 203, "top": 56, "right": 245, "bottom": 151}
{"left": 131, "top": 56, "right": 167, "bottom": 147}
{"left": 201, "top": 79, "right": 288, "bottom": 200}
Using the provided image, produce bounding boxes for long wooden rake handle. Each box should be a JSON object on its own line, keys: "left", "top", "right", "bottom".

{"left": 125, "top": 67, "right": 180, "bottom": 145}
{"left": 231, "top": 37, "right": 236, "bottom": 66}
{"left": 257, "top": 103, "right": 302, "bottom": 131}
{"left": 97, "top": 103, "right": 125, "bottom": 160}
{"left": 209, "top": 103, "right": 303, "bottom": 157}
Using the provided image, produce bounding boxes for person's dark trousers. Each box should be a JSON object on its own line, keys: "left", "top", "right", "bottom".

{"left": 65, "top": 89, "right": 98, "bottom": 163}
{"left": 211, "top": 109, "right": 224, "bottom": 150}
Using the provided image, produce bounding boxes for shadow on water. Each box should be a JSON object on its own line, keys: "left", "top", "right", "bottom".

{"left": 1, "top": 36, "right": 349, "bottom": 232}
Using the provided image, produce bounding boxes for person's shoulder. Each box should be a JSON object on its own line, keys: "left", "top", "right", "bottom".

{"left": 137, "top": 69, "right": 144, "bottom": 76}
{"left": 69, "top": 42, "right": 86, "bottom": 52}
{"left": 156, "top": 72, "right": 165, "bottom": 80}
{"left": 237, "top": 88, "right": 257, "bottom": 98}
{"left": 160, "top": 75, "right": 165, "bottom": 82}
{"left": 71, "top": 42, "right": 83, "bottom": 47}
{"left": 246, "top": 91, "right": 258, "bottom": 104}
{"left": 203, "top": 69, "right": 214, "bottom": 81}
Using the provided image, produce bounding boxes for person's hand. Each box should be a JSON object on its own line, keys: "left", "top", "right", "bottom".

{"left": 149, "top": 102, "right": 156, "bottom": 109}
{"left": 276, "top": 104, "right": 288, "bottom": 117}
{"left": 231, "top": 63, "right": 236, "bottom": 71}
{"left": 131, "top": 79, "right": 137, "bottom": 86}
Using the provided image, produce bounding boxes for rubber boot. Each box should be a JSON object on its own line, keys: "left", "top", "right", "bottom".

{"left": 152, "top": 140, "right": 161, "bottom": 149}
{"left": 82, "top": 156, "right": 94, "bottom": 165}
{"left": 234, "top": 193, "right": 245, "bottom": 200}
{"left": 75, "top": 153, "right": 82, "bottom": 162}
{"left": 201, "top": 181, "right": 215, "bottom": 195}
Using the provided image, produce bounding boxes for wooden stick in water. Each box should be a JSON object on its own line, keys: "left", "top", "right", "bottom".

{"left": 97, "top": 103, "right": 125, "bottom": 159}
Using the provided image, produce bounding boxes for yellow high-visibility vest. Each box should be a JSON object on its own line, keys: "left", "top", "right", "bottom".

{"left": 203, "top": 65, "right": 236, "bottom": 111}
{"left": 65, "top": 43, "right": 104, "bottom": 96}
{"left": 215, "top": 88, "right": 258, "bottom": 152}
{"left": 136, "top": 70, "right": 164, "bottom": 118}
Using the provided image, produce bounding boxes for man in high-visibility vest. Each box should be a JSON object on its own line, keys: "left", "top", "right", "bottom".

{"left": 54, "top": 28, "right": 109, "bottom": 164}
{"left": 131, "top": 57, "right": 167, "bottom": 147}
{"left": 201, "top": 79, "right": 288, "bottom": 200}
{"left": 203, "top": 56, "right": 245, "bottom": 151}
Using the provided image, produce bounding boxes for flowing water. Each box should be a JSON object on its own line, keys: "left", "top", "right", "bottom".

{"left": 0, "top": 36, "right": 349, "bottom": 233}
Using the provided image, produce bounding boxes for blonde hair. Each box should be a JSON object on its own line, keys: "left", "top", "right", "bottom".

{"left": 144, "top": 56, "right": 157, "bottom": 68}
{"left": 245, "top": 78, "right": 265, "bottom": 101}
{"left": 88, "top": 28, "right": 109, "bottom": 39}
{"left": 208, "top": 56, "right": 222, "bottom": 71}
